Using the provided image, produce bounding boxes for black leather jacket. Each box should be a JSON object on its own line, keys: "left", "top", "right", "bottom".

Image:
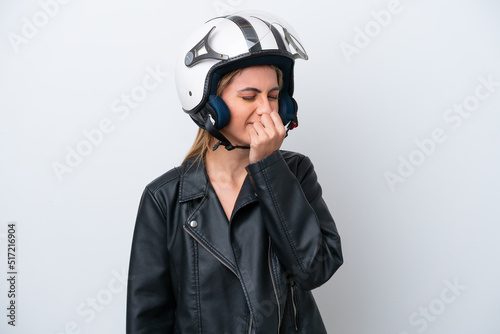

{"left": 127, "top": 150, "right": 343, "bottom": 333}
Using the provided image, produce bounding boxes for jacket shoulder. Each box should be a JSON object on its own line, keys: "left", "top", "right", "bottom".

{"left": 144, "top": 165, "right": 182, "bottom": 194}
{"left": 280, "top": 150, "right": 312, "bottom": 171}
{"left": 280, "top": 150, "right": 307, "bottom": 163}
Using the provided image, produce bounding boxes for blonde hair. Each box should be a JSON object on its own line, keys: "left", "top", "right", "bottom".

{"left": 182, "top": 65, "right": 283, "bottom": 166}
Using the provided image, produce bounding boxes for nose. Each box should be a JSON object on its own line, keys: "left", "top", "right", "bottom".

{"left": 255, "top": 96, "right": 276, "bottom": 116}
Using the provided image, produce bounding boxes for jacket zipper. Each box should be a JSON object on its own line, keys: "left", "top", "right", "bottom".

{"left": 185, "top": 225, "right": 256, "bottom": 334}
{"left": 268, "top": 238, "right": 281, "bottom": 333}
{"left": 290, "top": 281, "right": 299, "bottom": 331}
{"left": 183, "top": 225, "right": 238, "bottom": 276}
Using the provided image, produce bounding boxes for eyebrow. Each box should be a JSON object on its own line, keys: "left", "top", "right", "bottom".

{"left": 237, "top": 86, "right": 280, "bottom": 93}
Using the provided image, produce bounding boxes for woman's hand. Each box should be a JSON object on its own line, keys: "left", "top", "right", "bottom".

{"left": 248, "top": 110, "right": 286, "bottom": 164}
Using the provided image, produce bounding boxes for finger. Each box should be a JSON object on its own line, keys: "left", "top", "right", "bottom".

{"left": 259, "top": 113, "right": 274, "bottom": 129}
{"left": 269, "top": 111, "right": 286, "bottom": 135}
{"left": 250, "top": 122, "right": 269, "bottom": 145}
{"left": 251, "top": 121, "right": 265, "bottom": 135}
{"left": 259, "top": 113, "right": 284, "bottom": 140}
{"left": 248, "top": 126, "right": 259, "bottom": 142}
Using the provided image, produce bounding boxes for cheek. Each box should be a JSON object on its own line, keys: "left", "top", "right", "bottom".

{"left": 227, "top": 114, "right": 249, "bottom": 130}
{"left": 272, "top": 100, "right": 280, "bottom": 111}
{"left": 225, "top": 105, "right": 252, "bottom": 125}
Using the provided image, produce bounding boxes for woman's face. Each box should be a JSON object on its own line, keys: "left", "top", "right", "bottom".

{"left": 220, "top": 66, "right": 280, "bottom": 147}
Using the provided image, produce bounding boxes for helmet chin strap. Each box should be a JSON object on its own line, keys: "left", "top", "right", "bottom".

{"left": 204, "top": 116, "right": 250, "bottom": 151}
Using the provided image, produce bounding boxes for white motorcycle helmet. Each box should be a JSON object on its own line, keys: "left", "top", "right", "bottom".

{"left": 175, "top": 10, "right": 308, "bottom": 150}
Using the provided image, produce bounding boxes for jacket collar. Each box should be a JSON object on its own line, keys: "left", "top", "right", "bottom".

{"left": 178, "top": 159, "right": 208, "bottom": 203}
{"left": 177, "top": 158, "right": 258, "bottom": 213}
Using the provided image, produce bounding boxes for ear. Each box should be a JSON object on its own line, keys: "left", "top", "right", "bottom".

{"left": 279, "top": 92, "right": 298, "bottom": 126}
{"left": 204, "top": 95, "right": 231, "bottom": 130}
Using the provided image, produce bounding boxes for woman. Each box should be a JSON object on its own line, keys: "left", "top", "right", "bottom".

{"left": 127, "top": 11, "right": 343, "bottom": 333}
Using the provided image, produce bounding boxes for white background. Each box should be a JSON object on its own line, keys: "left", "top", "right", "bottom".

{"left": 1, "top": 0, "right": 499, "bottom": 333}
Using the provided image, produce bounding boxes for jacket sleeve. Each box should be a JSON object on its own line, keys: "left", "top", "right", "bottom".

{"left": 245, "top": 150, "right": 343, "bottom": 291}
{"left": 126, "top": 187, "right": 175, "bottom": 334}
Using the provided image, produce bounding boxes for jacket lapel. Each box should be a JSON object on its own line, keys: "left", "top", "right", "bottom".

{"left": 231, "top": 175, "right": 258, "bottom": 221}
{"left": 179, "top": 160, "right": 239, "bottom": 275}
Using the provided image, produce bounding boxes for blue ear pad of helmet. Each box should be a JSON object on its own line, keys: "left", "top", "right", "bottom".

{"left": 278, "top": 92, "right": 298, "bottom": 126}
{"left": 207, "top": 95, "right": 231, "bottom": 130}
